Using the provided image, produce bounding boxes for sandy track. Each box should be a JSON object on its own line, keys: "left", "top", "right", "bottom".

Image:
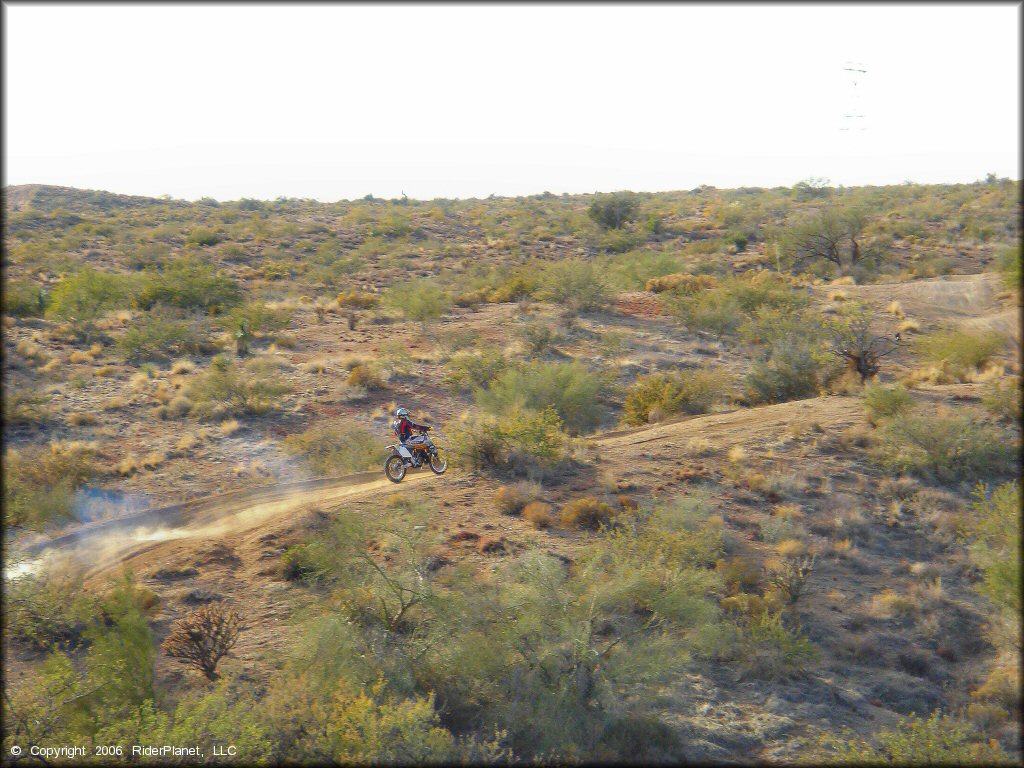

{"left": 14, "top": 470, "right": 433, "bottom": 581}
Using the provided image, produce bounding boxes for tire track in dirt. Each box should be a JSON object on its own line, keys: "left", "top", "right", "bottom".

{"left": 11, "top": 471, "right": 434, "bottom": 581}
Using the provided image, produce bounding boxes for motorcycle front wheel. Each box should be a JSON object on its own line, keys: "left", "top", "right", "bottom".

{"left": 429, "top": 451, "right": 448, "bottom": 475}
{"left": 384, "top": 455, "right": 407, "bottom": 483}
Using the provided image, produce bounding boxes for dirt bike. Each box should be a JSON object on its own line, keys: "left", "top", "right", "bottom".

{"left": 384, "top": 428, "right": 447, "bottom": 483}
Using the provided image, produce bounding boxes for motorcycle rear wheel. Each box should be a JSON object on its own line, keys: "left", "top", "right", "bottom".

{"left": 385, "top": 455, "right": 406, "bottom": 483}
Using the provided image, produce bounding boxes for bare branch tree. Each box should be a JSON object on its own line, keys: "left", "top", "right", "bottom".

{"left": 161, "top": 604, "right": 246, "bottom": 680}
{"left": 829, "top": 304, "right": 902, "bottom": 382}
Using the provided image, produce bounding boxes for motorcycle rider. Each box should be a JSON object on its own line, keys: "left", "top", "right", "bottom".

{"left": 392, "top": 407, "right": 430, "bottom": 465}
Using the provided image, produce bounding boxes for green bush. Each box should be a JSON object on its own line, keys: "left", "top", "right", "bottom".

{"left": 982, "top": 376, "right": 1021, "bottom": 422}
{"left": 3, "top": 569, "right": 96, "bottom": 651}
{"left": 744, "top": 342, "right": 821, "bottom": 404}
{"left": 913, "top": 329, "right": 1003, "bottom": 374}
{"left": 588, "top": 193, "right": 638, "bottom": 230}
{"left": 186, "top": 227, "right": 221, "bottom": 246}
{"left": 963, "top": 482, "right": 1020, "bottom": 616}
{"left": 516, "top": 321, "right": 561, "bottom": 355}
{"left": 878, "top": 411, "right": 1015, "bottom": 482}
{"left": 449, "top": 407, "right": 567, "bottom": 477}
{"left": 135, "top": 259, "right": 241, "bottom": 313}
{"left": 282, "top": 422, "right": 385, "bottom": 475}
{"left": 621, "top": 367, "right": 730, "bottom": 425}
{"left": 384, "top": 279, "right": 451, "bottom": 323}
{"left": 475, "top": 360, "right": 603, "bottom": 435}
{"left": 535, "top": 260, "right": 612, "bottom": 313}
{"left": 671, "top": 273, "right": 806, "bottom": 337}
{"left": 995, "top": 243, "right": 1021, "bottom": 290}
{"left": 604, "top": 249, "right": 688, "bottom": 290}
{"left": 118, "top": 306, "right": 210, "bottom": 362}
{"left": 818, "top": 711, "right": 1008, "bottom": 764}
{"left": 3, "top": 279, "right": 47, "bottom": 317}
{"left": 559, "top": 496, "right": 616, "bottom": 530}
{"left": 217, "top": 302, "right": 293, "bottom": 337}
{"left": 4, "top": 440, "right": 99, "bottom": 528}
{"left": 3, "top": 390, "right": 52, "bottom": 427}
{"left": 863, "top": 382, "right": 915, "bottom": 423}
{"left": 444, "top": 349, "right": 510, "bottom": 392}
{"left": 46, "top": 267, "right": 135, "bottom": 341}
{"left": 189, "top": 354, "right": 292, "bottom": 419}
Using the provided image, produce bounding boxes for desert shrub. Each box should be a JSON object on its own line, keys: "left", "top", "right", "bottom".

{"left": 621, "top": 367, "right": 730, "bottom": 425}
{"left": 281, "top": 422, "right": 384, "bottom": 475}
{"left": 118, "top": 305, "right": 210, "bottom": 362}
{"left": 962, "top": 482, "right": 1020, "bottom": 617}
{"left": 913, "top": 329, "right": 1003, "bottom": 375}
{"left": 738, "top": 306, "right": 826, "bottom": 347}
{"left": 603, "top": 249, "right": 688, "bottom": 290}
{"left": 763, "top": 549, "right": 815, "bottom": 605}
{"left": 46, "top": 267, "right": 135, "bottom": 341}
{"left": 863, "top": 382, "right": 915, "bottom": 423}
{"left": 995, "top": 243, "right": 1021, "bottom": 290}
{"left": 982, "top": 376, "right": 1021, "bottom": 422}
{"left": 877, "top": 411, "right": 1015, "bottom": 482}
{"left": 336, "top": 290, "right": 380, "bottom": 309}
{"left": 217, "top": 302, "right": 293, "bottom": 337}
{"left": 4, "top": 569, "right": 96, "bottom": 651}
{"left": 559, "top": 496, "right": 616, "bottom": 530}
{"left": 670, "top": 273, "right": 806, "bottom": 337}
{"left": 444, "top": 349, "right": 509, "bottom": 392}
{"left": 384, "top": 279, "right": 451, "bottom": 323}
{"left": 817, "top": 711, "right": 1008, "bottom": 764}
{"left": 346, "top": 364, "right": 385, "bottom": 390}
{"left": 645, "top": 272, "right": 718, "bottom": 294}
{"left": 448, "top": 407, "right": 567, "bottom": 477}
{"left": 521, "top": 501, "right": 554, "bottom": 529}
{"left": 162, "top": 604, "right": 246, "bottom": 680}
{"left": 744, "top": 342, "right": 822, "bottom": 404}
{"left": 186, "top": 227, "right": 221, "bottom": 246}
{"left": 534, "top": 259, "right": 612, "bottom": 313}
{"left": 4, "top": 279, "right": 47, "bottom": 317}
{"left": 135, "top": 258, "right": 240, "bottom": 313}
{"left": 699, "top": 608, "right": 816, "bottom": 681}
{"left": 516, "top": 321, "right": 561, "bottom": 355}
{"left": 189, "top": 354, "right": 292, "bottom": 419}
{"left": 4, "top": 440, "right": 99, "bottom": 528}
{"left": 588, "top": 192, "right": 638, "bottom": 229}
{"left": 493, "top": 481, "right": 543, "bottom": 516}
{"left": 4, "top": 389, "right": 52, "bottom": 427}
{"left": 475, "top": 360, "right": 603, "bottom": 435}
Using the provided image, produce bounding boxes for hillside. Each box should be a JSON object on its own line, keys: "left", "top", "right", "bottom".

{"left": 3, "top": 181, "right": 1021, "bottom": 764}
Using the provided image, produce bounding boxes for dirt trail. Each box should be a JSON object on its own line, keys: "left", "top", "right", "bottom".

{"left": 12, "top": 471, "right": 432, "bottom": 581}
{"left": 814, "top": 272, "right": 1019, "bottom": 341}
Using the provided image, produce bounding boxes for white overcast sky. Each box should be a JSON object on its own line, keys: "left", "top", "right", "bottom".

{"left": 3, "top": 3, "right": 1020, "bottom": 201}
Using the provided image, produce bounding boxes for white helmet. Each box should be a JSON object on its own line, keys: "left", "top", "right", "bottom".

{"left": 395, "top": 408, "right": 409, "bottom": 417}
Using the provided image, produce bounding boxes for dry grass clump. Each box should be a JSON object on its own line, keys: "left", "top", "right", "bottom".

{"left": 68, "top": 350, "right": 94, "bottom": 364}
{"left": 336, "top": 290, "right": 379, "bottom": 309}
{"left": 67, "top": 412, "right": 100, "bottom": 427}
{"left": 683, "top": 436, "right": 713, "bottom": 457}
{"left": 303, "top": 358, "right": 331, "bottom": 375}
{"left": 174, "top": 433, "right": 200, "bottom": 455}
{"left": 559, "top": 496, "right": 616, "bottom": 530}
{"left": 141, "top": 451, "right": 167, "bottom": 470}
{"left": 493, "top": 481, "right": 543, "bottom": 515}
{"left": 94, "top": 365, "right": 117, "bottom": 377}
{"left": 886, "top": 300, "right": 905, "bottom": 318}
{"left": 897, "top": 318, "right": 920, "bottom": 333}
{"left": 869, "top": 589, "right": 919, "bottom": 619}
{"left": 166, "top": 396, "right": 194, "bottom": 418}
{"left": 521, "top": 501, "right": 554, "bottom": 529}
{"left": 827, "top": 290, "right": 848, "bottom": 302}
{"left": 217, "top": 418, "right": 241, "bottom": 437}
{"left": 38, "top": 358, "right": 62, "bottom": 375}
{"left": 273, "top": 333, "right": 299, "bottom": 350}
{"left": 645, "top": 273, "right": 718, "bottom": 294}
{"left": 346, "top": 364, "right": 384, "bottom": 390}
{"left": 727, "top": 445, "right": 747, "bottom": 464}
{"left": 117, "top": 455, "right": 141, "bottom": 476}
{"left": 170, "top": 359, "right": 195, "bottom": 375}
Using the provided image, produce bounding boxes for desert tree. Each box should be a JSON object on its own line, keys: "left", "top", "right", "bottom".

{"left": 162, "top": 604, "right": 246, "bottom": 680}
{"left": 587, "top": 192, "right": 639, "bottom": 230}
{"left": 828, "top": 303, "right": 902, "bottom": 383}
{"left": 781, "top": 207, "right": 871, "bottom": 272}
